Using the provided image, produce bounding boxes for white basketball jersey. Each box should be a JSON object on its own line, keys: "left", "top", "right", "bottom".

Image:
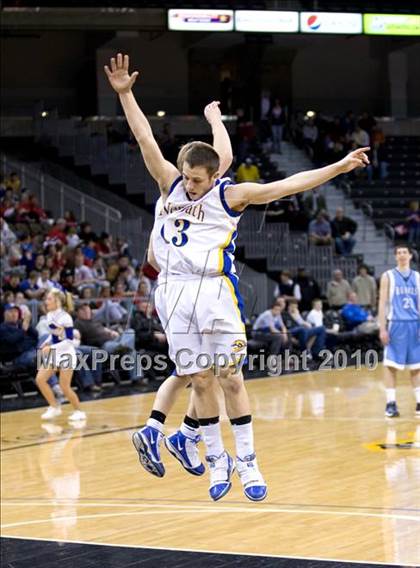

{"left": 152, "top": 176, "right": 241, "bottom": 279}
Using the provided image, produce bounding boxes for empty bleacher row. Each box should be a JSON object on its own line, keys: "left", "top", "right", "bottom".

{"left": 349, "top": 135, "right": 420, "bottom": 231}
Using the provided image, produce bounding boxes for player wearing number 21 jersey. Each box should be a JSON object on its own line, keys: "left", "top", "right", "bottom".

{"left": 379, "top": 245, "right": 420, "bottom": 418}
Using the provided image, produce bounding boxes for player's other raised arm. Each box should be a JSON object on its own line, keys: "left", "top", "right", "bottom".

{"left": 104, "top": 53, "right": 179, "bottom": 195}
{"left": 204, "top": 101, "right": 233, "bottom": 176}
{"left": 224, "top": 147, "right": 370, "bottom": 211}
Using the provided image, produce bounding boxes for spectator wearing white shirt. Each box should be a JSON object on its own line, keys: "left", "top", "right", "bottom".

{"left": 74, "top": 252, "right": 95, "bottom": 292}
{"left": 37, "top": 268, "right": 55, "bottom": 290}
{"left": 306, "top": 299, "right": 324, "bottom": 328}
{"left": 351, "top": 125, "right": 370, "bottom": 149}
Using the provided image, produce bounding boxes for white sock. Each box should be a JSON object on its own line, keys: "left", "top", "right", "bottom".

{"left": 146, "top": 418, "right": 164, "bottom": 434}
{"left": 414, "top": 387, "right": 420, "bottom": 404}
{"left": 231, "top": 420, "right": 254, "bottom": 460}
{"left": 386, "top": 388, "right": 396, "bottom": 403}
{"left": 200, "top": 421, "right": 224, "bottom": 458}
{"left": 180, "top": 422, "right": 199, "bottom": 439}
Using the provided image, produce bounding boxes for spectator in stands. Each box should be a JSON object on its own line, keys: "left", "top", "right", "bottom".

{"left": 93, "top": 286, "right": 128, "bottom": 324}
{"left": 308, "top": 211, "right": 332, "bottom": 246}
{"left": 327, "top": 269, "right": 352, "bottom": 309}
{"left": 80, "top": 287, "right": 97, "bottom": 308}
{"left": 18, "top": 194, "right": 47, "bottom": 223}
{"left": 129, "top": 265, "right": 152, "bottom": 295}
{"left": 406, "top": 201, "right": 420, "bottom": 246}
{"left": 63, "top": 210, "right": 77, "bottom": 228}
{"left": 252, "top": 301, "right": 288, "bottom": 356}
{"left": 93, "top": 286, "right": 127, "bottom": 324}
{"left": 294, "top": 267, "right": 321, "bottom": 312}
{"left": 2, "top": 272, "right": 22, "bottom": 295}
{"left": 60, "top": 268, "right": 77, "bottom": 295}
{"left": 74, "top": 303, "right": 143, "bottom": 383}
{"left": 351, "top": 125, "right": 370, "bottom": 150}
{"left": 341, "top": 292, "right": 376, "bottom": 331}
{"left": 96, "top": 232, "right": 117, "bottom": 260}
{"left": 67, "top": 227, "right": 82, "bottom": 249}
{"left": 1, "top": 217, "right": 17, "bottom": 248}
{"left": 33, "top": 253, "right": 46, "bottom": 273}
{"left": 306, "top": 299, "right": 324, "bottom": 328}
{"left": 284, "top": 300, "right": 326, "bottom": 358}
{"left": 352, "top": 265, "right": 377, "bottom": 309}
{"left": 79, "top": 222, "right": 97, "bottom": 244}
{"left": 0, "top": 304, "right": 37, "bottom": 369}
{"left": 74, "top": 251, "right": 96, "bottom": 292}
{"left": 91, "top": 257, "right": 109, "bottom": 289}
{"left": 270, "top": 99, "right": 285, "bottom": 153}
{"left": 331, "top": 207, "right": 357, "bottom": 256}
{"left": 302, "top": 119, "right": 318, "bottom": 159}
{"left": 131, "top": 300, "right": 167, "bottom": 353}
{"left": 5, "top": 172, "right": 21, "bottom": 194}
{"left": 236, "top": 157, "right": 261, "bottom": 183}
{"left": 46, "top": 218, "right": 67, "bottom": 245}
{"left": 274, "top": 270, "right": 301, "bottom": 302}
{"left": 20, "top": 270, "right": 44, "bottom": 301}
{"left": 81, "top": 238, "right": 97, "bottom": 266}
{"left": 37, "top": 268, "right": 55, "bottom": 291}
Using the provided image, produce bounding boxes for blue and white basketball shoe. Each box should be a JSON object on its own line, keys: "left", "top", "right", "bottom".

{"left": 132, "top": 426, "right": 165, "bottom": 478}
{"left": 165, "top": 430, "right": 205, "bottom": 476}
{"left": 206, "top": 451, "right": 235, "bottom": 501}
{"left": 236, "top": 453, "right": 267, "bottom": 502}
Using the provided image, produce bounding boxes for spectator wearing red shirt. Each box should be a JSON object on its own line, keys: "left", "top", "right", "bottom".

{"left": 46, "top": 218, "right": 67, "bottom": 245}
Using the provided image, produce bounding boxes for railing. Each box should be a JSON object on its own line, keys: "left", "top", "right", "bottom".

{"left": 1, "top": 154, "right": 122, "bottom": 236}
{"left": 361, "top": 202, "right": 374, "bottom": 241}
{"left": 383, "top": 223, "right": 395, "bottom": 264}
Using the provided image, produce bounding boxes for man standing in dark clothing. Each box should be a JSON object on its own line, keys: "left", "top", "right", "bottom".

{"left": 331, "top": 207, "right": 357, "bottom": 256}
{"left": 74, "top": 303, "right": 143, "bottom": 383}
{"left": 294, "top": 268, "right": 321, "bottom": 312}
{"left": 131, "top": 300, "right": 167, "bottom": 353}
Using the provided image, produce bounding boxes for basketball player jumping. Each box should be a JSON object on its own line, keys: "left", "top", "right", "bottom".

{"left": 105, "top": 53, "right": 369, "bottom": 502}
{"left": 378, "top": 245, "right": 420, "bottom": 417}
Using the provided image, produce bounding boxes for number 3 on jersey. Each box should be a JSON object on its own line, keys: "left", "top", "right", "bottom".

{"left": 160, "top": 219, "right": 190, "bottom": 247}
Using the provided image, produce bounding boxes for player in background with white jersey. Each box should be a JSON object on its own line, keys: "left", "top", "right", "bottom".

{"left": 105, "top": 53, "right": 369, "bottom": 502}
{"left": 36, "top": 288, "right": 86, "bottom": 422}
{"left": 378, "top": 245, "right": 420, "bottom": 418}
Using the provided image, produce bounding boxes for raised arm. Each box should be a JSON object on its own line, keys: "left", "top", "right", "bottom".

{"left": 204, "top": 101, "right": 233, "bottom": 176}
{"left": 224, "top": 148, "right": 370, "bottom": 211}
{"left": 104, "top": 53, "right": 178, "bottom": 194}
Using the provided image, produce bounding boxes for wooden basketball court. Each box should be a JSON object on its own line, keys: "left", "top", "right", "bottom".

{"left": 1, "top": 365, "right": 419, "bottom": 566}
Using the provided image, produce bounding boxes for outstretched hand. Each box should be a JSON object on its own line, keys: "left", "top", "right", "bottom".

{"left": 104, "top": 53, "right": 139, "bottom": 94}
{"left": 204, "top": 101, "right": 222, "bottom": 125}
{"left": 338, "top": 147, "right": 370, "bottom": 174}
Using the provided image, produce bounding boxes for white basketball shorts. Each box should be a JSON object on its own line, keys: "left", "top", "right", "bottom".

{"left": 154, "top": 274, "right": 247, "bottom": 376}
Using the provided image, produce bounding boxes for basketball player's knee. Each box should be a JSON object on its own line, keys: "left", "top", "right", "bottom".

{"left": 191, "top": 370, "right": 213, "bottom": 397}
{"left": 219, "top": 372, "right": 243, "bottom": 396}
